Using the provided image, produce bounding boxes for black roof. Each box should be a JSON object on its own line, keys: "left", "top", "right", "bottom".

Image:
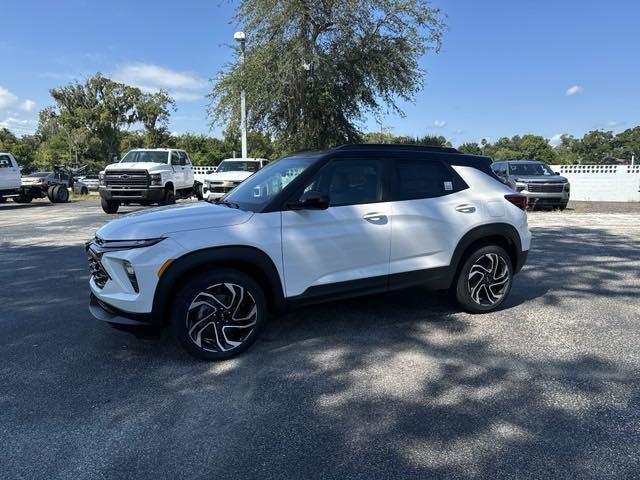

{"left": 333, "top": 143, "right": 460, "bottom": 154}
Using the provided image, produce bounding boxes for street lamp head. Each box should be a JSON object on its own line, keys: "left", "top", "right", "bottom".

{"left": 233, "top": 31, "right": 246, "bottom": 42}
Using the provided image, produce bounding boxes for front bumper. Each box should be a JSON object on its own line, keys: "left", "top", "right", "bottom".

{"left": 99, "top": 186, "right": 165, "bottom": 203}
{"left": 89, "top": 293, "right": 153, "bottom": 326}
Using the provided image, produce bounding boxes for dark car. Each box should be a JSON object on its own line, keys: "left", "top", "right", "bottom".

{"left": 491, "top": 160, "right": 570, "bottom": 209}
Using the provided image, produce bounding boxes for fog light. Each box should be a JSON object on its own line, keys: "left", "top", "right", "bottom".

{"left": 123, "top": 260, "right": 139, "bottom": 293}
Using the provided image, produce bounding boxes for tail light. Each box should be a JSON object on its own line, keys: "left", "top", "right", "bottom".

{"left": 505, "top": 194, "right": 527, "bottom": 210}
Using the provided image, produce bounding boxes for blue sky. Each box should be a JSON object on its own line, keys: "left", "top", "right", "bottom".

{"left": 1, "top": 0, "right": 638, "bottom": 146}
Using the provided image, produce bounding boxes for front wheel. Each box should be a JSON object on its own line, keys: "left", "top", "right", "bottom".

{"left": 101, "top": 197, "right": 119, "bottom": 214}
{"left": 171, "top": 268, "right": 267, "bottom": 360}
{"left": 455, "top": 245, "right": 513, "bottom": 313}
{"left": 13, "top": 193, "right": 33, "bottom": 204}
{"left": 160, "top": 188, "right": 175, "bottom": 206}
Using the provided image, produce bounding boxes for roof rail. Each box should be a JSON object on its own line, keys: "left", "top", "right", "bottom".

{"left": 333, "top": 143, "right": 460, "bottom": 154}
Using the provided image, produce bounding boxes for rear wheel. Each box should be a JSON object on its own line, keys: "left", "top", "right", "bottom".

{"left": 195, "top": 183, "right": 204, "bottom": 201}
{"left": 171, "top": 268, "right": 267, "bottom": 360}
{"left": 47, "top": 186, "right": 56, "bottom": 202}
{"left": 455, "top": 245, "right": 513, "bottom": 313}
{"left": 81, "top": 187, "right": 89, "bottom": 195}
{"left": 53, "top": 185, "right": 69, "bottom": 203}
{"left": 101, "top": 196, "right": 120, "bottom": 214}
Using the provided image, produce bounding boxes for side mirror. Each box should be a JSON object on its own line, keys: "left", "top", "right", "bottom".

{"left": 288, "top": 191, "right": 330, "bottom": 211}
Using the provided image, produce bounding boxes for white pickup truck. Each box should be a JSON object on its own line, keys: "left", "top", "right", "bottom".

{"left": 99, "top": 148, "right": 203, "bottom": 214}
{"left": 203, "top": 158, "right": 269, "bottom": 200}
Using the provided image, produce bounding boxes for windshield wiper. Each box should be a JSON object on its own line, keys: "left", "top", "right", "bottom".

{"left": 212, "top": 198, "right": 240, "bottom": 209}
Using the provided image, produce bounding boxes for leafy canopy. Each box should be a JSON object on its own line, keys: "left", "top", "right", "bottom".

{"left": 209, "top": 0, "right": 445, "bottom": 150}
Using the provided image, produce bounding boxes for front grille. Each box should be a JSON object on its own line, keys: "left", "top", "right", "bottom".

{"left": 105, "top": 170, "right": 149, "bottom": 188}
{"left": 527, "top": 183, "right": 564, "bottom": 193}
{"left": 211, "top": 186, "right": 234, "bottom": 193}
{"left": 207, "top": 181, "right": 240, "bottom": 194}
{"left": 87, "top": 247, "right": 110, "bottom": 289}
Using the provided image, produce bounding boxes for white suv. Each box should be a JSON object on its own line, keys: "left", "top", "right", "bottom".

{"left": 203, "top": 158, "right": 268, "bottom": 200}
{"left": 87, "top": 145, "right": 531, "bottom": 360}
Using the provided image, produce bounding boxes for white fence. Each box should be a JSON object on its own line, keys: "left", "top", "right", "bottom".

{"left": 192, "top": 166, "right": 217, "bottom": 184}
{"left": 550, "top": 164, "right": 640, "bottom": 202}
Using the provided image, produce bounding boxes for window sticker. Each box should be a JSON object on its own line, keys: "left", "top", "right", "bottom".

{"left": 444, "top": 181, "right": 453, "bottom": 191}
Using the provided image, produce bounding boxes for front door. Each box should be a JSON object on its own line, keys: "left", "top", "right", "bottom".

{"left": 281, "top": 158, "right": 391, "bottom": 298}
{"left": 0, "top": 154, "right": 20, "bottom": 189}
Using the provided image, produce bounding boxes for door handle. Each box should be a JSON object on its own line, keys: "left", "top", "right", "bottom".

{"left": 363, "top": 212, "right": 388, "bottom": 224}
{"left": 455, "top": 204, "right": 476, "bottom": 213}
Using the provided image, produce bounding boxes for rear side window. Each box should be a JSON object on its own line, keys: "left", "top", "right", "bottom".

{"left": 392, "top": 159, "right": 467, "bottom": 201}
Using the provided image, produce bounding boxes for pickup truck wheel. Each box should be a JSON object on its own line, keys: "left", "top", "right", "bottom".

{"left": 53, "top": 185, "right": 69, "bottom": 203}
{"left": 455, "top": 245, "right": 513, "bottom": 314}
{"left": 160, "top": 188, "right": 175, "bottom": 206}
{"left": 47, "top": 186, "right": 56, "bottom": 202}
{"left": 171, "top": 268, "right": 267, "bottom": 361}
{"left": 101, "top": 197, "right": 120, "bottom": 214}
{"left": 13, "top": 193, "right": 33, "bottom": 204}
{"left": 195, "top": 183, "right": 204, "bottom": 201}
{"left": 81, "top": 187, "right": 89, "bottom": 195}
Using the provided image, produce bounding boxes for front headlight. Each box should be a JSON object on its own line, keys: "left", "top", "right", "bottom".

{"left": 515, "top": 182, "right": 527, "bottom": 192}
{"left": 150, "top": 173, "right": 163, "bottom": 186}
{"left": 564, "top": 183, "right": 570, "bottom": 191}
{"left": 95, "top": 237, "right": 165, "bottom": 250}
{"left": 99, "top": 173, "right": 105, "bottom": 186}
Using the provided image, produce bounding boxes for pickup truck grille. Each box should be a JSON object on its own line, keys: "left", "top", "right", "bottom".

{"left": 207, "top": 180, "right": 241, "bottom": 194}
{"left": 86, "top": 247, "right": 110, "bottom": 289}
{"left": 527, "top": 183, "right": 564, "bottom": 193}
{"left": 105, "top": 170, "right": 149, "bottom": 188}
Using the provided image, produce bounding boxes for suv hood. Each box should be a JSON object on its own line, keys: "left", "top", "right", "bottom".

{"left": 205, "top": 171, "right": 254, "bottom": 182}
{"left": 96, "top": 202, "right": 253, "bottom": 240}
{"left": 104, "top": 162, "right": 169, "bottom": 171}
{"left": 515, "top": 175, "right": 568, "bottom": 183}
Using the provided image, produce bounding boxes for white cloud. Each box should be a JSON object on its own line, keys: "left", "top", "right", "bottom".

{"left": 565, "top": 85, "right": 583, "bottom": 96}
{"left": 549, "top": 133, "right": 564, "bottom": 147}
{"left": 19, "top": 99, "right": 36, "bottom": 112}
{"left": 112, "top": 63, "right": 207, "bottom": 102}
{"left": 433, "top": 120, "right": 447, "bottom": 128}
{"left": 0, "top": 116, "right": 37, "bottom": 135}
{"left": 0, "top": 86, "right": 19, "bottom": 110}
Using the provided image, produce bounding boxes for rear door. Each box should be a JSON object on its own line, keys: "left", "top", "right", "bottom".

{"left": 181, "top": 152, "right": 195, "bottom": 187}
{"left": 0, "top": 154, "right": 20, "bottom": 189}
{"left": 170, "top": 151, "right": 185, "bottom": 188}
{"left": 281, "top": 157, "right": 391, "bottom": 298}
{"left": 388, "top": 157, "right": 477, "bottom": 286}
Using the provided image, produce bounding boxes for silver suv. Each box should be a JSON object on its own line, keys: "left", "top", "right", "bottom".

{"left": 491, "top": 160, "right": 570, "bottom": 210}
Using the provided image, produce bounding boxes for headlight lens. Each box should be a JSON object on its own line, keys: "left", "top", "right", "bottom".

{"left": 150, "top": 173, "right": 162, "bottom": 186}
{"left": 99, "top": 173, "right": 105, "bottom": 186}
{"left": 564, "top": 183, "right": 570, "bottom": 191}
{"left": 515, "top": 182, "right": 527, "bottom": 192}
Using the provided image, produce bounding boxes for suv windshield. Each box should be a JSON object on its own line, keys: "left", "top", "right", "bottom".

{"left": 120, "top": 151, "right": 169, "bottom": 164}
{"left": 217, "top": 161, "right": 260, "bottom": 173}
{"left": 509, "top": 162, "right": 555, "bottom": 176}
{"left": 222, "top": 156, "right": 317, "bottom": 211}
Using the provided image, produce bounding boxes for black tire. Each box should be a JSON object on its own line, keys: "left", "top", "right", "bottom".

{"left": 195, "top": 183, "right": 204, "bottom": 201}
{"left": 13, "top": 193, "right": 33, "bottom": 204}
{"left": 53, "top": 185, "right": 69, "bottom": 203}
{"left": 47, "top": 185, "right": 56, "bottom": 203}
{"left": 160, "top": 188, "right": 175, "bottom": 206}
{"left": 455, "top": 245, "right": 513, "bottom": 314}
{"left": 171, "top": 268, "right": 267, "bottom": 361}
{"left": 81, "top": 187, "right": 89, "bottom": 195}
{"left": 101, "top": 196, "right": 120, "bottom": 214}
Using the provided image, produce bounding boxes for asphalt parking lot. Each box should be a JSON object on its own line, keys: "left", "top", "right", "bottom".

{"left": 1, "top": 199, "right": 639, "bottom": 479}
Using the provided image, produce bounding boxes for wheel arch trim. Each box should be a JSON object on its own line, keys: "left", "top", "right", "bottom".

{"left": 152, "top": 245, "right": 286, "bottom": 324}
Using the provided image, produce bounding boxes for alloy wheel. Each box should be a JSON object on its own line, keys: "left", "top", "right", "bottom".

{"left": 186, "top": 282, "right": 258, "bottom": 352}
{"left": 467, "top": 253, "right": 510, "bottom": 306}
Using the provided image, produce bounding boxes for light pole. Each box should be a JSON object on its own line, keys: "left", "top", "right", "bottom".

{"left": 234, "top": 31, "right": 248, "bottom": 159}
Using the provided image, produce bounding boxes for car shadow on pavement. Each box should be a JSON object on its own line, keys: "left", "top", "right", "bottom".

{"left": 1, "top": 225, "right": 639, "bottom": 479}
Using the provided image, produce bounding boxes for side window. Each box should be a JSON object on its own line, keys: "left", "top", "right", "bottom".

{"left": 181, "top": 152, "right": 191, "bottom": 165}
{"left": 171, "top": 151, "right": 181, "bottom": 166}
{"left": 393, "top": 159, "right": 466, "bottom": 201}
{"left": 0, "top": 155, "right": 12, "bottom": 168}
{"left": 302, "top": 159, "right": 383, "bottom": 207}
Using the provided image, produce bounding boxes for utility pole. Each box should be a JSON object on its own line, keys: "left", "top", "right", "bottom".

{"left": 234, "top": 31, "right": 248, "bottom": 159}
